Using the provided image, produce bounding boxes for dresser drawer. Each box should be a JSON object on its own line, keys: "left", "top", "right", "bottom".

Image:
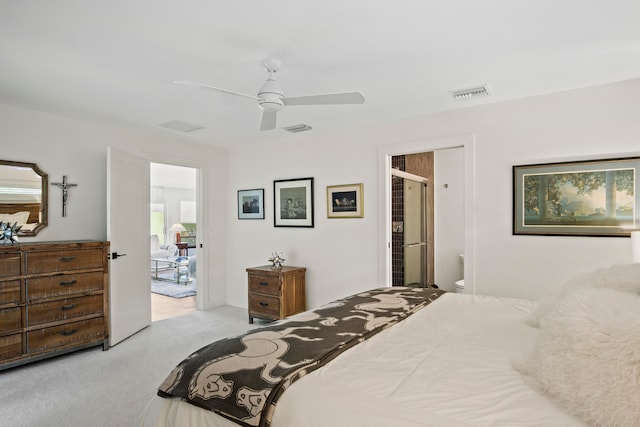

{"left": 27, "top": 317, "right": 105, "bottom": 353}
{"left": 0, "top": 333, "right": 23, "bottom": 361}
{"left": 26, "top": 271, "right": 104, "bottom": 301}
{"left": 25, "top": 249, "right": 103, "bottom": 274}
{"left": 249, "top": 293, "right": 280, "bottom": 319}
{"left": 0, "top": 253, "right": 21, "bottom": 278}
{"left": 248, "top": 274, "right": 280, "bottom": 296}
{"left": 27, "top": 294, "right": 103, "bottom": 327}
{"left": 0, "top": 279, "right": 21, "bottom": 305}
{"left": 0, "top": 306, "right": 23, "bottom": 333}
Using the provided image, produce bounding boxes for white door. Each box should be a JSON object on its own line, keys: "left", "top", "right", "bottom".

{"left": 107, "top": 147, "right": 151, "bottom": 346}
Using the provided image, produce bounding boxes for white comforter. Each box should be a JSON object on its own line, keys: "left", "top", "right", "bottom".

{"left": 139, "top": 292, "right": 586, "bottom": 427}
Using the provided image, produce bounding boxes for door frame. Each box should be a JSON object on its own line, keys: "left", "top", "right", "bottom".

{"left": 378, "top": 134, "right": 476, "bottom": 293}
{"left": 147, "top": 155, "right": 208, "bottom": 311}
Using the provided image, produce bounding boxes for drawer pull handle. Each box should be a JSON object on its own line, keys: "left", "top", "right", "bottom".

{"left": 60, "top": 329, "right": 78, "bottom": 336}
{"left": 259, "top": 302, "right": 269, "bottom": 307}
{"left": 60, "top": 256, "right": 76, "bottom": 262}
{"left": 59, "top": 280, "right": 77, "bottom": 286}
{"left": 60, "top": 304, "right": 76, "bottom": 311}
{"left": 259, "top": 282, "right": 268, "bottom": 286}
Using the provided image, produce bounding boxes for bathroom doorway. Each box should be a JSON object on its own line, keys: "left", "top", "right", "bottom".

{"left": 390, "top": 153, "right": 434, "bottom": 287}
{"left": 379, "top": 135, "right": 473, "bottom": 293}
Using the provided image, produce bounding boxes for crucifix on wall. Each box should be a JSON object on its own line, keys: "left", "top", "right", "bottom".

{"left": 51, "top": 175, "right": 78, "bottom": 217}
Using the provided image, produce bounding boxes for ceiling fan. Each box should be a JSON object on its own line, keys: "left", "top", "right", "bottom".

{"left": 173, "top": 58, "right": 365, "bottom": 131}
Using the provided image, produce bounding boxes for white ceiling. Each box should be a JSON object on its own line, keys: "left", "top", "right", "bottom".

{"left": 1, "top": 1, "right": 639, "bottom": 148}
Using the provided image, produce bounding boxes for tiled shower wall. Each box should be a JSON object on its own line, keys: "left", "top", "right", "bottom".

{"left": 391, "top": 155, "right": 405, "bottom": 286}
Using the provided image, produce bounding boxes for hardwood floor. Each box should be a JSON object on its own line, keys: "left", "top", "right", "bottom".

{"left": 151, "top": 293, "right": 196, "bottom": 322}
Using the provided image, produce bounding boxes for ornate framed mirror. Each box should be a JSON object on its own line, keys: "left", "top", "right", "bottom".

{"left": 0, "top": 160, "right": 48, "bottom": 236}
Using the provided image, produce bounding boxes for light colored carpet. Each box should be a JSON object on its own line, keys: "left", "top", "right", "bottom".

{"left": 0, "top": 305, "right": 250, "bottom": 427}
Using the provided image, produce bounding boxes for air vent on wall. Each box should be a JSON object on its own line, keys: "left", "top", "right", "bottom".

{"left": 283, "top": 123, "right": 312, "bottom": 133}
{"left": 449, "top": 84, "right": 490, "bottom": 101}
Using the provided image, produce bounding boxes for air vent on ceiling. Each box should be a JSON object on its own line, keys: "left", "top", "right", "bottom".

{"left": 283, "top": 123, "right": 312, "bottom": 133}
{"left": 159, "top": 119, "right": 204, "bottom": 133}
{"left": 450, "top": 84, "right": 490, "bottom": 101}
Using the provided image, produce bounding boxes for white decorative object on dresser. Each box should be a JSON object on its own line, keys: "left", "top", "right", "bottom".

{"left": 0, "top": 240, "right": 110, "bottom": 370}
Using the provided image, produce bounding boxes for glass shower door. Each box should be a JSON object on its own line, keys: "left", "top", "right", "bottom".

{"left": 403, "top": 177, "right": 427, "bottom": 287}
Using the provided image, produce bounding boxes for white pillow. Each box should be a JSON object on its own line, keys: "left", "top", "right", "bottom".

{"left": 525, "top": 263, "right": 640, "bottom": 327}
{"left": 514, "top": 286, "right": 640, "bottom": 426}
{"left": 0, "top": 211, "right": 30, "bottom": 225}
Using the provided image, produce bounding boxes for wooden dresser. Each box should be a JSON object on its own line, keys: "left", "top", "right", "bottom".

{"left": 0, "top": 241, "right": 109, "bottom": 370}
{"left": 246, "top": 265, "right": 306, "bottom": 323}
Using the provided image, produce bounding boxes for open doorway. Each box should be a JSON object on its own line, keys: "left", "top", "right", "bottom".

{"left": 150, "top": 162, "right": 198, "bottom": 321}
{"left": 381, "top": 140, "right": 469, "bottom": 293}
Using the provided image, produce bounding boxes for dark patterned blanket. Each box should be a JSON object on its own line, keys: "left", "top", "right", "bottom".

{"left": 158, "top": 286, "right": 445, "bottom": 427}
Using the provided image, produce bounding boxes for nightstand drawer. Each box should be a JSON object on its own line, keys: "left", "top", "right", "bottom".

{"left": 248, "top": 275, "right": 280, "bottom": 296}
{"left": 248, "top": 294, "right": 280, "bottom": 319}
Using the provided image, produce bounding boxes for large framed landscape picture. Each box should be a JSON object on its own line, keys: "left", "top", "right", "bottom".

{"left": 513, "top": 156, "right": 639, "bottom": 236}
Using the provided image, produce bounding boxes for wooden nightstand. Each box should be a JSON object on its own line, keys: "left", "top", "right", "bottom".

{"left": 246, "top": 265, "right": 306, "bottom": 324}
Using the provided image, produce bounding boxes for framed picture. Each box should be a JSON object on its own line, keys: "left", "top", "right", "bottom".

{"left": 326, "top": 183, "right": 364, "bottom": 218}
{"left": 237, "top": 188, "right": 264, "bottom": 219}
{"left": 274, "top": 177, "right": 314, "bottom": 227}
{"left": 513, "top": 156, "right": 640, "bottom": 237}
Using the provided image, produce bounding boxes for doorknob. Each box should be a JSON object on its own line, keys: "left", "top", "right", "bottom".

{"left": 110, "top": 252, "right": 127, "bottom": 260}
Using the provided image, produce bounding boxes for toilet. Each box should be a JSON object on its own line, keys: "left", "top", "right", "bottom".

{"left": 454, "top": 253, "right": 465, "bottom": 293}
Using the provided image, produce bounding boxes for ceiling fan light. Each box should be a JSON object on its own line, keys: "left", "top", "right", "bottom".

{"left": 259, "top": 101, "right": 283, "bottom": 113}
{"left": 257, "top": 78, "right": 285, "bottom": 112}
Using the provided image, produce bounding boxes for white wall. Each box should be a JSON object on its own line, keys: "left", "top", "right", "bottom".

{"left": 227, "top": 78, "right": 640, "bottom": 307}
{"left": 2, "top": 78, "right": 639, "bottom": 313}
{"left": 434, "top": 147, "right": 465, "bottom": 291}
{"left": 225, "top": 130, "right": 379, "bottom": 308}
{"left": 0, "top": 103, "right": 229, "bottom": 309}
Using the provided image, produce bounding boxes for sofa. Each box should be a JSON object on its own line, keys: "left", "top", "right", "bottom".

{"left": 150, "top": 234, "right": 179, "bottom": 259}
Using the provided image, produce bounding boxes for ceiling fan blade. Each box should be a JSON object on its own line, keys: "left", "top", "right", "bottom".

{"left": 282, "top": 91, "right": 365, "bottom": 106}
{"left": 173, "top": 80, "right": 258, "bottom": 101}
{"left": 260, "top": 111, "right": 277, "bottom": 131}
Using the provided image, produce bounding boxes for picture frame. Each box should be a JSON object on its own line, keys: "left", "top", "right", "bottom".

{"left": 237, "top": 188, "right": 264, "bottom": 220}
{"left": 274, "top": 177, "right": 314, "bottom": 227}
{"left": 513, "top": 156, "right": 640, "bottom": 237}
{"left": 326, "top": 183, "right": 364, "bottom": 218}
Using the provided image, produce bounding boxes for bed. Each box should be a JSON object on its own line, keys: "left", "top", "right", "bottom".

{"left": 0, "top": 203, "right": 41, "bottom": 232}
{"left": 138, "top": 264, "right": 640, "bottom": 427}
